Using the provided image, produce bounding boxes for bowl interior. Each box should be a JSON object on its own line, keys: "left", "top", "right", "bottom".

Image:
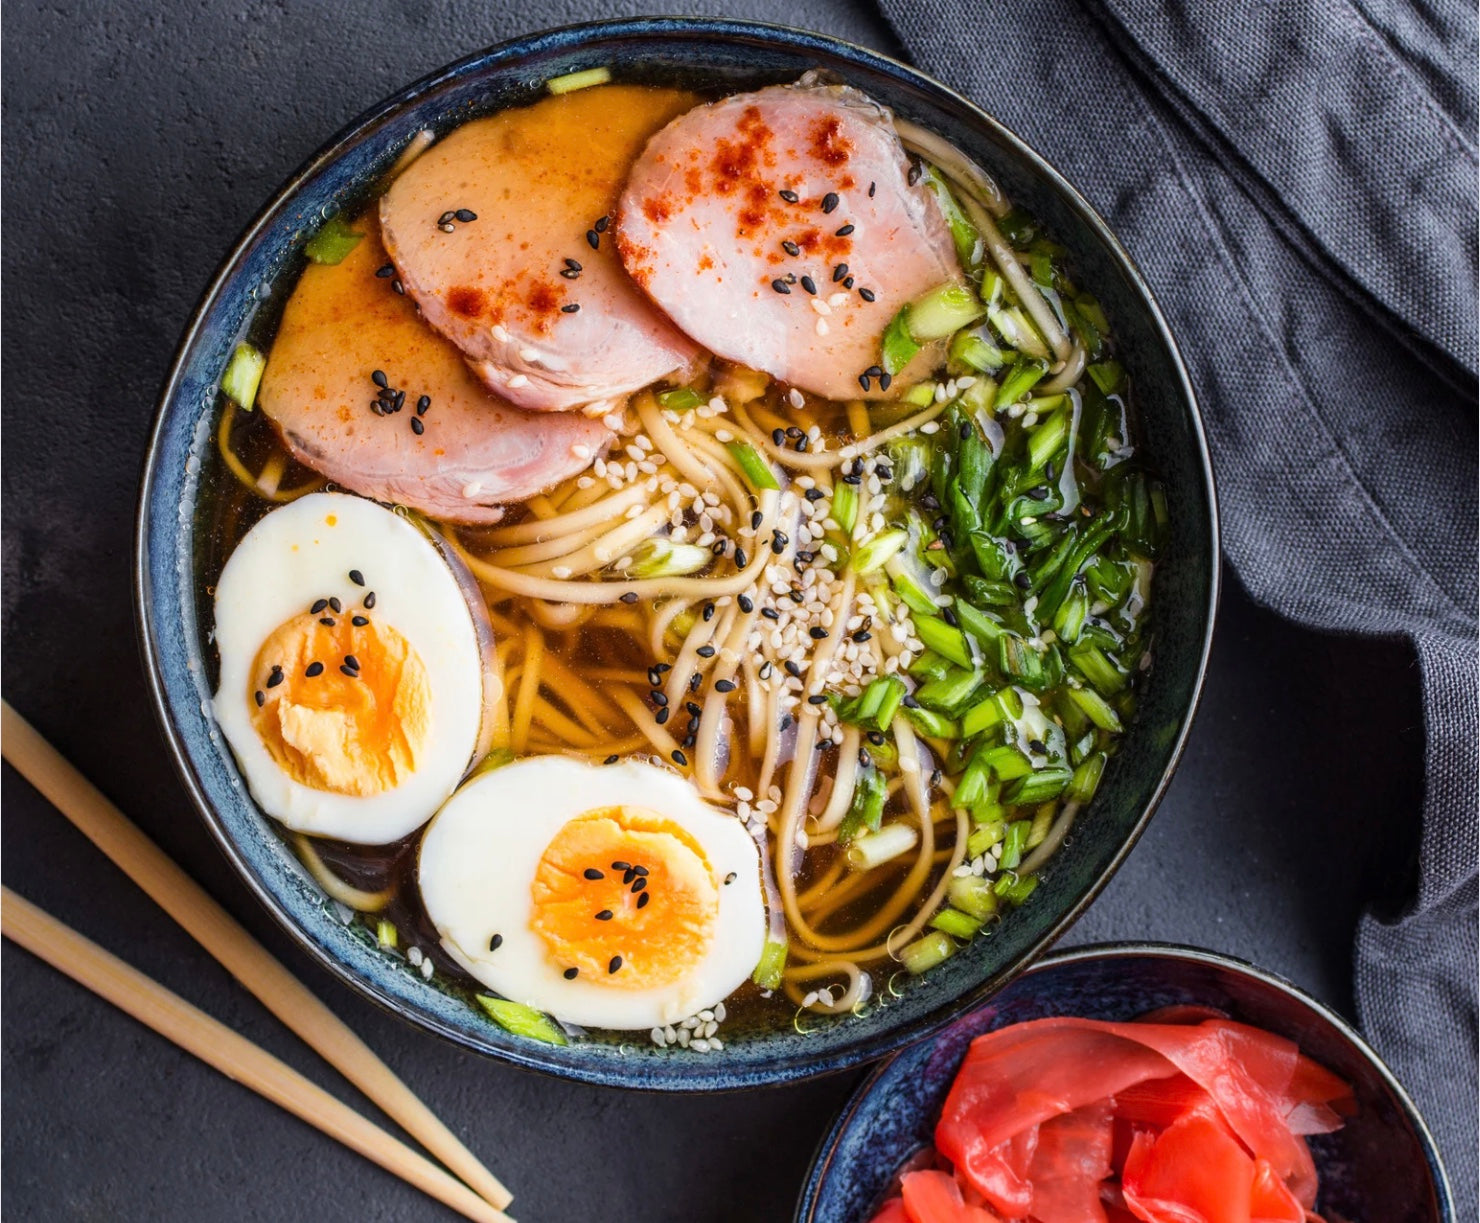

{"left": 137, "top": 19, "right": 1217, "bottom": 1089}
{"left": 797, "top": 945, "right": 1454, "bottom": 1223}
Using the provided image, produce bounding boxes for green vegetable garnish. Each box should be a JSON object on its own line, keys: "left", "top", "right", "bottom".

{"left": 220, "top": 343, "right": 266, "bottom": 412}
{"left": 476, "top": 996, "right": 568, "bottom": 1045}
{"left": 304, "top": 215, "right": 363, "bottom": 265}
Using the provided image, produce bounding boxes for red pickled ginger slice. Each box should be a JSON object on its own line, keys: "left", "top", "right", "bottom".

{"left": 1025, "top": 1100, "right": 1116, "bottom": 1223}
{"left": 899, "top": 1169, "right": 1002, "bottom": 1223}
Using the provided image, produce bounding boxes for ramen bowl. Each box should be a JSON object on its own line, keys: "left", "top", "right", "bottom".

{"left": 135, "top": 18, "right": 1218, "bottom": 1089}
{"left": 796, "top": 943, "right": 1453, "bottom": 1222}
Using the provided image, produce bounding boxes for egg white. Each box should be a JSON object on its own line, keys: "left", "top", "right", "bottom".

{"left": 418, "top": 756, "right": 766, "bottom": 1030}
{"left": 212, "top": 492, "right": 491, "bottom": 843}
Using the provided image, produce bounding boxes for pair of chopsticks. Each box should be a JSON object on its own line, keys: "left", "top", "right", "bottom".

{"left": 0, "top": 701, "right": 514, "bottom": 1223}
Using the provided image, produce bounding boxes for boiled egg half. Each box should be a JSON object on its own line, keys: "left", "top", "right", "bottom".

{"left": 212, "top": 492, "right": 494, "bottom": 843}
{"left": 419, "top": 756, "right": 765, "bottom": 1030}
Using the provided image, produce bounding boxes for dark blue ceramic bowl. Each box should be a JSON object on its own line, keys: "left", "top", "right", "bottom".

{"left": 797, "top": 944, "right": 1454, "bottom": 1222}
{"left": 135, "top": 20, "right": 1218, "bottom": 1090}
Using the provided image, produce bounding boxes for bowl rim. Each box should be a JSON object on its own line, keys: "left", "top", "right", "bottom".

{"left": 794, "top": 940, "right": 1457, "bottom": 1223}
{"left": 133, "top": 15, "right": 1221, "bottom": 1091}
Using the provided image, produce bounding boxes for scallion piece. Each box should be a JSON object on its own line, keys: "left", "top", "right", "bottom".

{"left": 999, "top": 819, "right": 1031, "bottom": 869}
{"left": 980, "top": 743, "right": 1034, "bottom": 781}
{"left": 1001, "top": 874, "right": 1039, "bottom": 905}
{"left": 997, "top": 358, "right": 1049, "bottom": 407}
{"left": 966, "top": 820, "right": 1005, "bottom": 859}
{"left": 850, "top": 528, "right": 909, "bottom": 575}
{"left": 914, "top": 615, "right": 975, "bottom": 669}
{"left": 1069, "top": 751, "right": 1107, "bottom": 803}
{"left": 930, "top": 907, "right": 983, "bottom": 939}
{"left": 989, "top": 306, "right": 1050, "bottom": 360}
{"left": 304, "top": 215, "right": 364, "bottom": 265}
{"left": 469, "top": 747, "right": 516, "bottom": 778}
{"left": 837, "top": 765, "right": 888, "bottom": 844}
{"left": 920, "top": 166, "right": 981, "bottom": 266}
{"left": 625, "top": 538, "right": 712, "bottom": 579}
{"left": 1066, "top": 685, "right": 1122, "bottom": 732}
{"left": 657, "top": 386, "right": 705, "bottom": 412}
{"left": 546, "top": 66, "right": 612, "bottom": 94}
{"left": 948, "top": 875, "right": 1000, "bottom": 921}
{"left": 906, "top": 283, "right": 986, "bottom": 341}
{"left": 1005, "top": 768, "right": 1072, "bottom": 806}
{"left": 899, "top": 930, "right": 956, "bottom": 975}
{"left": 831, "top": 481, "right": 859, "bottom": 534}
{"left": 220, "top": 342, "right": 266, "bottom": 412}
{"left": 950, "top": 330, "right": 1008, "bottom": 374}
{"left": 998, "top": 635, "right": 1046, "bottom": 688}
{"left": 846, "top": 822, "right": 920, "bottom": 871}
{"left": 1067, "top": 642, "right": 1128, "bottom": 694}
{"left": 1086, "top": 360, "right": 1125, "bottom": 394}
{"left": 902, "top": 704, "right": 959, "bottom": 739}
{"left": 376, "top": 919, "right": 397, "bottom": 949}
{"left": 476, "top": 996, "right": 568, "bottom": 1045}
{"left": 960, "top": 692, "right": 1006, "bottom": 738}
{"left": 913, "top": 668, "right": 983, "bottom": 714}
{"left": 902, "top": 381, "right": 938, "bottom": 407}
{"left": 881, "top": 307, "right": 922, "bottom": 375}
{"left": 727, "top": 440, "right": 780, "bottom": 492}
{"left": 752, "top": 939, "right": 788, "bottom": 989}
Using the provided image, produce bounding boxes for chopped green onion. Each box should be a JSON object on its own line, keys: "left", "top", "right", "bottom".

{"left": 899, "top": 930, "right": 957, "bottom": 975}
{"left": 1027, "top": 406, "right": 1071, "bottom": 470}
{"left": 915, "top": 615, "right": 975, "bottom": 669}
{"left": 1027, "top": 803, "right": 1055, "bottom": 848}
{"left": 304, "top": 215, "right": 364, "bottom": 265}
{"left": 903, "top": 380, "right": 938, "bottom": 407}
{"left": 989, "top": 306, "right": 1051, "bottom": 360}
{"left": 953, "top": 600, "right": 1006, "bottom": 648}
{"left": 999, "top": 819, "right": 1031, "bottom": 869}
{"left": 727, "top": 440, "right": 780, "bottom": 491}
{"left": 906, "top": 283, "right": 986, "bottom": 341}
{"left": 625, "top": 538, "right": 712, "bottom": 579}
{"left": 1001, "top": 874, "right": 1039, "bottom": 905}
{"left": 921, "top": 166, "right": 981, "bottom": 266}
{"left": 847, "top": 822, "right": 920, "bottom": 871}
{"left": 902, "top": 704, "right": 958, "bottom": 739}
{"left": 476, "top": 996, "right": 568, "bottom": 1045}
{"left": 997, "top": 358, "right": 1049, "bottom": 407}
{"left": 930, "top": 907, "right": 983, "bottom": 939}
{"left": 752, "top": 939, "right": 788, "bottom": 989}
{"left": 1066, "top": 685, "right": 1122, "bottom": 732}
{"left": 998, "top": 635, "right": 1046, "bottom": 688}
{"left": 221, "top": 343, "right": 266, "bottom": 412}
{"left": 949, "top": 875, "right": 1000, "bottom": 921}
{"left": 966, "top": 820, "right": 1005, "bottom": 859}
{"left": 980, "top": 743, "right": 1034, "bottom": 781}
{"left": 950, "top": 330, "right": 1008, "bottom": 374}
{"left": 881, "top": 307, "right": 922, "bottom": 375}
{"left": 1067, "top": 642, "right": 1128, "bottom": 694}
{"left": 914, "top": 668, "right": 983, "bottom": 714}
{"left": 1069, "top": 751, "right": 1107, "bottom": 803}
{"left": 851, "top": 528, "right": 909, "bottom": 575}
{"left": 837, "top": 765, "right": 888, "bottom": 844}
{"left": 376, "top": 919, "right": 397, "bottom": 949}
{"left": 657, "top": 386, "right": 705, "bottom": 412}
{"left": 1005, "top": 768, "right": 1073, "bottom": 805}
{"left": 831, "top": 481, "right": 859, "bottom": 534}
{"left": 546, "top": 66, "right": 612, "bottom": 94}
{"left": 960, "top": 692, "right": 1006, "bottom": 738}
{"left": 469, "top": 747, "right": 516, "bottom": 778}
{"left": 1087, "top": 360, "right": 1125, "bottom": 394}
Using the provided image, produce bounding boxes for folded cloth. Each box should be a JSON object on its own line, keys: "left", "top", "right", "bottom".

{"left": 873, "top": 0, "right": 1478, "bottom": 1210}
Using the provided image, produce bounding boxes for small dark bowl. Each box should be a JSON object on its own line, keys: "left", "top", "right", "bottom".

{"left": 797, "top": 943, "right": 1454, "bottom": 1222}
{"left": 135, "top": 19, "right": 1218, "bottom": 1090}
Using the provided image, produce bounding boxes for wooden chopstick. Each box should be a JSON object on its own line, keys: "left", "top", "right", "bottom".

{"left": 1, "top": 888, "right": 512, "bottom": 1223}
{"left": 0, "top": 701, "right": 512, "bottom": 1212}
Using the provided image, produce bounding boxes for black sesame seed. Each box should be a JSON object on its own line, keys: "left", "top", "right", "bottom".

{"left": 611, "top": 860, "right": 632, "bottom": 872}
{"left": 352, "top": 615, "right": 369, "bottom": 627}
{"left": 631, "top": 876, "right": 648, "bottom": 894}
{"left": 868, "top": 181, "right": 877, "bottom": 197}
{"left": 804, "top": 487, "right": 825, "bottom": 502}
{"left": 841, "top": 473, "right": 861, "bottom": 485}
{"left": 734, "top": 548, "right": 748, "bottom": 568}
{"left": 685, "top": 701, "right": 701, "bottom": 717}
{"left": 371, "top": 370, "right": 388, "bottom": 388}
{"left": 843, "top": 276, "right": 855, "bottom": 289}
{"left": 1014, "top": 572, "right": 1033, "bottom": 590}
{"left": 416, "top": 396, "right": 430, "bottom": 416}
{"left": 808, "top": 694, "right": 828, "bottom": 705}
{"left": 835, "top": 223, "right": 855, "bottom": 237}
{"left": 310, "top": 598, "right": 329, "bottom": 614}
{"left": 833, "top": 263, "right": 849, "bottom": 282}
{"left": 796, "top": 436, "right": 810, "bottom": 452}
{"left": 364, "top": 592, "right": 377, "bottom": 608}
{"left": 583, "top": 868, "right": 604, "bottom": 881}
{"left": 348, "top": 569, "right": 365, "bottom": 586}
{"left": 327, "top": 597, "right": 341, "bottom": 613}
{"left": 859, "top": 749, "right": 872, "bottom": 768}
{"left": 455, "top": 208, "right": 477, "bottom": 223}
{"left": 702, "top": 601, "right": 716, "bottom": 621}
{"left": 656, "top": 707, "right": 670, "bottom": 725}
{"left": 771, "top": 279, "right": 792, "bottom": 295}
{"left": 772, "top": 428, "right": 786, "bottom": 446}
{"left": 867, "top": 730, "right": 886, "bottom": 746}
{"left": 651, "top": 691, "right": 669, "bottom": 707}
{"left": 564, "top": 967, "right": 579, "bottom": 980}
{"left": 338, "top": 664, "right": 357, "bottom": 677}
{"left": 782, "top": 240, "right": 801, "bottom": 256}
{"left": 876, "top": 465, "right": 894, "bottom": 481}
{"left": 800, "top": 275, "right": 817, "bottom": 295}
{"left": 784, "top": 660, "right": 802, "bottom": 677}
{"left": 595, "top": 909, "right": 613, "bottom": 923}
{"left": 561, "top": 303, "right": 581, "bottom": 313}
{"left": 1027, "top": 485, "right": 1051, "bottom": 501}
{"left": 671, "top": 749, "right": 688, "bottom": 766}
{"left": 375, "top": 263, "right": 395, "bottom": 278}
{"left": 608, "top": 956, "right": 623, "bottom": 974}
{"left": 715, "top": 679, "right": 737, "bottom": 693}
{"left": 637, "top": 892, "right": 650, "bottom": 908}
{"left": 560, "top": 268, "right": 581, "bottom": 279}
{"left": 620, "top": 591, "right": 639, "bottom": 604}
{"left": 586, "top": 229, "right": 600, "bottom": 249}
{"left": 392, "top": 280, "right": 405, "bottom": 295}
{"left": 648, "top": 668, "right": 662, "bottom": 687}
{"left": 594, "top": 215, "right": 609, "bottom": 233}
{"left": 305, "top": 662, "right": 324, "bottom": 677}
{"left": 858, "top": 374, "right": 872, "bottom": 392}
{"left": 879, "top": 372, "right": 892, "bottom": 391}
{"left": 942, "top": 607, "right": 960, "bottom": 628}
{"left": 779, "top": 189, "right": 800, "bottom": 203}
{"left": 761, "top": 607, "right": 780, "bottom": 621}
{"left": 852, "top": 630, "right": 872, "bottom": 643}
{"left": 564, "top": 257, "right": 583, "bottom": 271}
{"left": 859, "top": 287, "right": 877, "bottom": 302}
{"left": 779, "top": 714, "right": 794, "bottom": 731}
{"left": 821, "top": 192, "right": 839, "bottom": 213}
{"left": 809, "top": 626, "right": 829, "bottom": 640}
{"left": 254, "top": 690, "right": 265, "bottom": 707}
{"left": 817, "top": 738, "right": 833, "bottom": 751}
{"left": 689, "top": 674, "right": 702, "bottom": 693}
{"left": 632, "top": 865, "right": 648, "bottom": 877}
{"left": 438, "top": 210, "right": 456, "bottom": 226}
{"left": 654, "top": 662, "right": 672, "bottom": 673}
{"left": 738, "top": 595, "right": 754, "bottom": 613}
{"left": 603, "top": 754, "right": 619, "bottom": 765}
{"left": 410, "top": 417, "right": 425, "bottom": 435}
{"left": 1029, "top": 739, "right": 1048, "bottom": 755}
{"left": 696, "top": 645, "right": 716, "bottom": 659}
{"left": 267, "top": 667, "right": 284, "bottom": 687}
{"left": 751, "top": 510, "right": 764, "bottom": 530}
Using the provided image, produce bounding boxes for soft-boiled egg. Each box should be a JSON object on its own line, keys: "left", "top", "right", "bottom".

{"left": 213, "top": 492, "right": 494, "bottom": 843}
{"left": 419, "top": 756, "right": 765, "bottom": 1030}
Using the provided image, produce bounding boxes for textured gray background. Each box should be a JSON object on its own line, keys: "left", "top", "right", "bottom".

{"left": 0, "top": 2, "right": 1427, "bottom": 1220}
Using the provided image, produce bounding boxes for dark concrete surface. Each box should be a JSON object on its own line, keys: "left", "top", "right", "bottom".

{"left": 1, "top": 3, "right": 1425, "bottom": 1220}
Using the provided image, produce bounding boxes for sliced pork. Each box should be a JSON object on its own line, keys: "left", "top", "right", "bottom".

{"left": 257, "top": 217, "right": 611, "bottom": 524}
{"left": 616, "top": 82, "right": 964, "bottom": 401}
{"left": 379, "top": 85, "right": 701, "bottom": 413}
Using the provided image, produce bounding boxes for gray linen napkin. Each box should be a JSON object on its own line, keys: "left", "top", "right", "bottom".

{"left": 872, "top": 0, "right": 1479, "bottom": 1208}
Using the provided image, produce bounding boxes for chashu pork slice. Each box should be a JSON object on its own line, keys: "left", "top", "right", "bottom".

{"left": 379, "top": 84, "right": 701, "bottom": 413}
{"left": 257, "top": 216, "right": 611, "bottom": 524}
{"left": 616, "top": 83, "right": 964, "bottom": 401}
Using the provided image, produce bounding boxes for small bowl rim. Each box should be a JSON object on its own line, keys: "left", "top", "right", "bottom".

{"left": 133, "top": 16, "right": 1221, "bottom": 1091}
{"left": 795, "top": 940, "right": 1456, "bottom": 1222}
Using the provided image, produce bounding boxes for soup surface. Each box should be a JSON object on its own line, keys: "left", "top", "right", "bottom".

{"left": 204, "top": 70, "right": 1164, "bottom": 1051}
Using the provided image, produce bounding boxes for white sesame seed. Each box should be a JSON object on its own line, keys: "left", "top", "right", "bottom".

{"left": 815, "top": 318, "right": 830, "bottom": 336}
{"left": 507, "top": 373, "right": 529, "bottom": 389}
{"left": 519, "top": 346, "right": 539, "bottom": 362}
{"left": 551, "top": 566, "right": 573, "bottom": 579}
{"left": 407, "top": 946, "right": 424, "bottom": 966}
{"left": 491, "top": 324, "right": 511, "bottom": 342}
{"left": 421, "top": 957, "right": 434, "bottom": 979}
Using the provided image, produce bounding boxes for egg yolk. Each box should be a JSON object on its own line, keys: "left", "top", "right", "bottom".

{"left": 249, "top": 610, "right": 431, "bottom": 795}
{"left": 530, "top": 806, "right": 718, "bottom": 989}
